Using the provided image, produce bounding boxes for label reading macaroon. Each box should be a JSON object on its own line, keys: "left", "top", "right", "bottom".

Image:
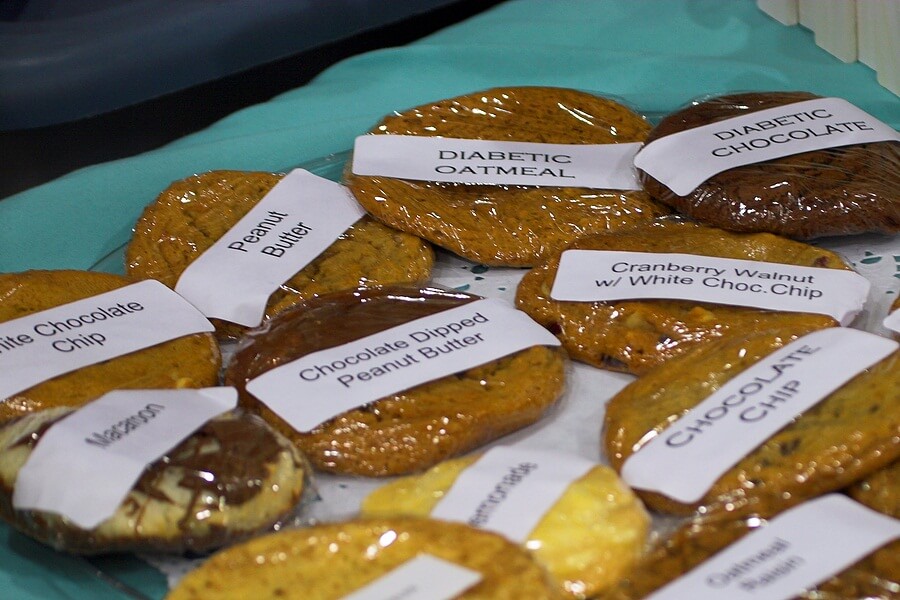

{"left": 342, "top": 554, "right": 482, "bottom": 600}
{"left": 0, "top": 280, "right": 214, "bottom": 400}
{"left": 634, "top": 97, "right": 900, "bottom": 195}
{"left": 621, "top": 328, "right": 897, "bottom": 503}
{"left": 174, "top": 169, "right": 366, "bottom": 327}
{"left": 352, "top": 135, "right": 643, "bottom": 190}
{"left": 430, "top": 446, "right": 595, "bottom": 543}
{"left": 646, "top": 495, "right": 900, "bottom": 600}
{"left": 245, "top": 298, "right": 561, "bottom": 432}
{"left": 13, "top": 387, "right": 238, "bottom": 529}
{"left": 550, "top": 250, "right": 869, "bottom": 325}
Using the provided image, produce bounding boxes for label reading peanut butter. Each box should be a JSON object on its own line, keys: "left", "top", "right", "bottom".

{"left": 342, "top": 554, "right": 482, "bottom": 600}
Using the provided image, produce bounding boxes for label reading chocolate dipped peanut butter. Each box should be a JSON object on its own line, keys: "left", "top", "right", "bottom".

{"left": 245, "top": 298, "right": 560, "bottom": 432}
{"left": 621, "top": 328, "right": 897, "bottom": 503}
{"left": 174, "top": 169, "right": 365, "bottom": 327}
{"left": 646, "top": 495, "right": 900, "bottom": 600}
{"left": 0, "top": 280, "right": 214, "bottom": 399}
{"left": 342, "top": 554, "right": 482, "bottom": 600}
{"left": 13, "top": 387, "right": 237, "bottom": 529}
{"left": 550, "top": 250, "right": 869, "bottom": 325}
{"left": 352, "top": 135, "right": 642, "bottom": 190}
{"left": 634, "top": 97, "right": 900, "bottom": 195}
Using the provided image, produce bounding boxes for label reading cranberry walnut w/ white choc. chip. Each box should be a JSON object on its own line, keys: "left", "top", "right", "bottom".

{"left": 550, "top": 250, "right": 870, "bottom": 325}
{"left": 342, "top": 554, "right": 482, "bottom": 600}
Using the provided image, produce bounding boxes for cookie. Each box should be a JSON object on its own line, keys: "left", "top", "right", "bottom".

{"left": 849, "top": 460, "right": 899, "bottom": 521}
{"left": 638, "top": 91, "right": 900, "bottom": 239}
{"left": 344, "top": 86, "right": 670, "bottom": 267}
{"left": 225, "top": 286, "right": 566, "bottom": 476}
{"left": 0, "top": 270, "right": 220, "bottom": 422}
{"left": 515, "top": 219, "right": 845, "bottom": 374}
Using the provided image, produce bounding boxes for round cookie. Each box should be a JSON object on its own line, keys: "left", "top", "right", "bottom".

{"left": 0, "top": 270, "right": 220, "bottom": 422}
{"left": 849, "top": 460, "right": 900, "bottom": 522}
{"left": 344, "top": 86, "right": 671, "bottom": 267}
{"left": 515, "top": 219, "right": 845, "bottom": 374}
{"left": 638, "top": 91, "right": 900, "bottom": 239}
{"left": 225, "top": 286, "right": 567, "bottom": 476}
{"left": 126, "top": 170, "right": 434, "bottom": 339}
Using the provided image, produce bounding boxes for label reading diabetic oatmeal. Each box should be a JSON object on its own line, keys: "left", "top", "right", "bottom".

{"left": 342, "top": 554, "right": 482, "bottom": 600}
{"left": 430, "top": 446, "right": 595, "bottom": 543}
{"left": 634, "top": 97, "right": 900, "bottom": 195}
{"left": 245, "top": 298, "right": 560, "bottom": 432}
{"left": 0, "top": 280, "right": 214, "bottom": 400}
{"left": 621, "top": 328, "right": 897, "bottom": 503}
{"left": 174, "top": 169, "right": 365, "bottom": 327}
{"left": 13, "top": 387, "right": 237, "bottom": 529}
{"left": 352, "top": 135, "right": 643, "bottom": 190}
{"left": 550, "top": 250, "right": 870, "bottom": 325}
{"left": 646, "top": 495, "right": 900, "bottom": 600}
{"left": 883, "top": 306, "right": 900, "bottom": 334}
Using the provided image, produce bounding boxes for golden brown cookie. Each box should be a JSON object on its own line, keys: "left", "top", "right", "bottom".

{"left": 0, "top": 270, "right": 220, "bottom": 422}
{"left": 516, "top": 219, "right": 847, "bottom": 374}
{"left": 344, "top": 86, "right": 670, "bottom": 267}
{"left": 849, "top": 460, "right": 899, "bottom": 521}
{"left": 126, "top": 170, "right": 434, "bottom": 339}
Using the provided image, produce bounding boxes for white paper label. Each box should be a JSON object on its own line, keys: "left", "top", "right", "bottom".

{"left": 550, "top": 250, "right": 870, "bottom": 325}
{"left": 245, "top": 298, "right": 560, "bottom": 432}
{"left": 647, "top": 494, "right": 900, "bottom": 600}
{"left": 622, "top": 328, "right": 897, "bottom": 503}
{"left": 13, "top": 387, "right": 238, "bottom": 529}
{"left": 634, "top": 97, "right": 900, "bottom": 195}
{"left": 0, "top": 280, "right": 214, "bottom": 400}
{"left": 342, "top": 554, "right": 482, "bottom": 600}
{"left": 174, "top": 169, "right": 365, "bottom": 327}
{"left": 430, "top": 446, "right": 595, "bottom": 543}
{"left": 352, "top": 135, "right": 642, "bottom": 190}
{"left": 883, "top": 306, "right": 900, "bottom": 334}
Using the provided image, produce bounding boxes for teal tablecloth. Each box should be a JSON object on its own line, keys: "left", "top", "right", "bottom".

{"left": 0, "top": 1, "right": 897, "bottom": 598}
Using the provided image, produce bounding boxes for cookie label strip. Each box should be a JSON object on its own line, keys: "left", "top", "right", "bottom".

{"left": 430, "top": 446, "right": 595, "bottom": 543}
{"left": 343, "top": 554, "right": 482, "bottom": 600}
{"left": 634, "top": 97, "right": 900, "bottom": 195}
{"left": 174, "top": 169, "right": 366, "bottom": 327}
{"left": 352, "top": 134, "right": 643, "bottom": 190}
{"left": 884, "top": 306, "right": 900, "bottom": 335}
{"left": 646, "top": 495, "right": 900, "bottom": 600}
{"left": 0, "top": 280, "right": 214, "bottom": 399}
{"left": 13, "top": 387, "right": 238, "bottom": 529}
{"left": 621, "top": 328, "right": 897, "bottom": 503}
{"left": 245, "top": 298, "right": 561, "bottom": 432}
{"left": 551, "top": 250, "right": 869, "bottom": 325}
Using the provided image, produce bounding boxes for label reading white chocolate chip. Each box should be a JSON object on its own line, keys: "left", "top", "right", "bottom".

{"left": 646, "top": 494, "right": 900, "bottom": 600}
{"left": 0, "top": 280, "right": 214, "bottom": 400}
{"left": 621, "top": 328, "right": 897, "bottom": 504}
{"left": 430, "top": 446, "right": 595, "bottom": 543}
{"left": 174, "top": 169, "right": 365, "bottom": 327}
{"left": 342, "top": 554, "right": 482, "bottom": 600}
{"left": 550, "top": 250, "right": 870, "bottom": 325}
{"left": 634, "top": 97, "right": 900, "bottom": 195}
{"left": 352, "top": 135, "right": 643, "bottom": 190}
{"left": 13, "top": 387, "right": 238, "bottom": 529}
{"left": 883, "top": 306, "right": 900, "bottom": 335}
{"left": 245, "top": 298, "right": 560, "bottom": 433}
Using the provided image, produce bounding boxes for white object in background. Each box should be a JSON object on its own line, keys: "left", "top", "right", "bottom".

{"left": 856, "top": 0, "right": 879, "bottom": 67}
{"left": 757, "top": 0, "right": 799, "bottom": 25}
{"left": 871, "top": 0, "right": 900, "bottom": 95}
{"left": 805, "top": 0, "right": 858, "bottom": 62}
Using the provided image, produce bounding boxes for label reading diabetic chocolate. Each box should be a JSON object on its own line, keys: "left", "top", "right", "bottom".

{"left": 883, "top": 306, "right": 900, "bottom": 335}
{"left": 342, "top": 554, "right": 482, "bottom": 600}
{"left": 430, "top": 446, "right": 595, "bottom": 543}
{"left": 174, "top": 169, "right": 365, "bottom": 327}
{"left": 0, "top": 280, "right": 214, "bottom": 400}
{"left": 13, "top": 387, "right": 237, "bottom": 529}
{"left": 245, "top": 298, "right": 560, "bottom": 432}
{"left": 621, "top": 328, "right": 897, "bottom": 503}
{"left": 634, "top": 97, "right": 900, "bottom": 195}
{"left": 352, "top": 135, "right": 643, "bottom": 190}
{"left": 646, "top": 495, "right": 900, "bottom": 600}
{"left": 550, "top": 250, "right": 870, "bottom": 325}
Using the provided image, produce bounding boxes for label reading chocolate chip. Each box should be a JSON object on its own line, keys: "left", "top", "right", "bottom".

{"left": 174, "top": 169, "right": 365, "bottom": 327}
{"left": 343, "top": 554, "right": 482, "bottom": 600}
{"left": 634, "top": 97, "right": 900, "bottom": 195}
{"left": 621, "top": 328, "right": 897, "bottom": 503}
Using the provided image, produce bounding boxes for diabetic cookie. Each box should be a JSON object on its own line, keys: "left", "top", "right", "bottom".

{"left": 126, "top": 170, "right": 434, "bottom": 339}
{"left": 0, "top": 270, "right": 220, "bottom": 422}
{"left": 638, "top": 91, "right": 900, "bottom": 239}
{"left": 516, "top": 219, "right": 846, "bottom": 374}
{"left": 344, "top": 86, "right": 670, "bottom": 267}
{"left": 225, "top": 286, "right": 566, "bottom": 476}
